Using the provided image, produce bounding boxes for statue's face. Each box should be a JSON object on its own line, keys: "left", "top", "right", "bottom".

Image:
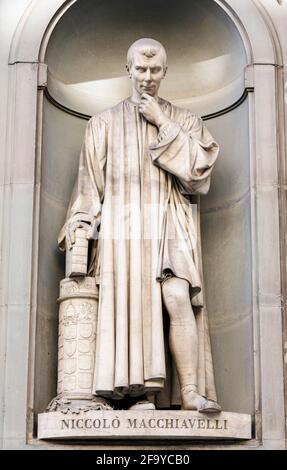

{"left": 128, "top": 50, "right": 167, "bottom": 97}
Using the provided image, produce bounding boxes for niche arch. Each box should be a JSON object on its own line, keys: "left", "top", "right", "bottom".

{"left": 38, "top": 0, "right": 253, "bottom": 422}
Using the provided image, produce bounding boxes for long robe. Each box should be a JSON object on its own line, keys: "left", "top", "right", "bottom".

{"left": 58, "top": 97, "right": 219, "bottom": 404}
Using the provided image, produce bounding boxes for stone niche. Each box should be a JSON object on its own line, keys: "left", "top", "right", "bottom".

{"left": 35, "top": 0, "right": 254, "bottom": 440}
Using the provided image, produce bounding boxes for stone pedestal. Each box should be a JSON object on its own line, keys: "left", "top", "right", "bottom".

{"left": 38, "top": 410, "right": 252, "bottom": 440}
{"left": 48, "top": 277, "right": 99, "bottom": 409}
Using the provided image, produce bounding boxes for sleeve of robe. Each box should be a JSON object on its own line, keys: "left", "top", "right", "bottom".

{"left": 149, "top": 113, "right": 219, "bottom": 195}
{"left": 58, "top": 115, "right": 107, "bottom": 250}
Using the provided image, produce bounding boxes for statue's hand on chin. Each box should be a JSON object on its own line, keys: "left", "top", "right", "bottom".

{"left": 139, "top": 93, "right": 169, "bottom": 128}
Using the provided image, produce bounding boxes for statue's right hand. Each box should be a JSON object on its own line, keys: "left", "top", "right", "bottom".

{"left": 65, "top": 220, "right": 91, "bottom": 251}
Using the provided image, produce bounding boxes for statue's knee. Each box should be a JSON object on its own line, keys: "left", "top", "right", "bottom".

{"left": 162, "top": 279, "right": 189, "bottom": 311}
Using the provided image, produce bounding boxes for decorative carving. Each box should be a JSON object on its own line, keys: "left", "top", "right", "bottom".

{"left": 56, "top": 277, "right": 100, "bottom": 408}
{"left": 59, "top": 276, "right": 98, "bottom": 299}
{"left": 46, "top": 395, "right": 114, "bottom": 414}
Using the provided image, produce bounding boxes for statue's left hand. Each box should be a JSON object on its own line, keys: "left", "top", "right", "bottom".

{"left": 139, "top": 93, "right": 169, "bottom": 128}
{"left": 65, "top": 217, "right": 97, "bottom": 251}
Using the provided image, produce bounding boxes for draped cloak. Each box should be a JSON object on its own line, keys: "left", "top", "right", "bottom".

{"left": 58, "top": 97, "right": 220, "bottom": 405}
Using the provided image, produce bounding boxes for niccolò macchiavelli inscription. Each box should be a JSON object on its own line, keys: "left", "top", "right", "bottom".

{"left": 60, "top": 416, "right": 228, "bottom": 431}
{"left": 38, "top": 410, "right": 251, "bottom": 440}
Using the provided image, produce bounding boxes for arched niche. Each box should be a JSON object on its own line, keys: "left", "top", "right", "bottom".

{"left": 3, "top": 0, "right": 285, "bottom": 449}
{"left": 37, "top": 0, "right": 252, "bottom": 417}
{"left": 44, "top": 0, "right": 247, "bottom": 116}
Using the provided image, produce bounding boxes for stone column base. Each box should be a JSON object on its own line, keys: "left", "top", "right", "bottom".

{"left": 56, "top": 277, "right": 98, "bottom": 404}
{"left": 47, "top": 277, "right": 115, "bottom": 413}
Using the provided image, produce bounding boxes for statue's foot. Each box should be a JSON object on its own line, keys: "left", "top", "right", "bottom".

{"left": 128, "top": 399, "right": 156, "bottom": 411}
{"left": 181, "top": 388, "right": 221, "bottom": 413}
{"left": 197, "top": 398, "right": 222, "bottom": 413}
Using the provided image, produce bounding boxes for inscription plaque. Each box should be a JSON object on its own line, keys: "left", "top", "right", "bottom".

{"left": 38, "top": 410, "right": 251, "bottom": 440}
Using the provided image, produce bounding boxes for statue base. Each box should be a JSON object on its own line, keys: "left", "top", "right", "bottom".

{"left": 37, "top": 410, "right": 251, "bottom": 440}
{"left": 45, "top": 394, "right": 114, "bottom": 413}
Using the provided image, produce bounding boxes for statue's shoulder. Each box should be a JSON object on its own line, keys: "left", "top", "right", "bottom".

{"left": 90, "top": 108, "right": 110, "bottom": 126}
{"left": 90, "top": 100, "right": 127, "bottom": 125}
{"left": 162, "top": 99, "right": 200, "bottom": 125}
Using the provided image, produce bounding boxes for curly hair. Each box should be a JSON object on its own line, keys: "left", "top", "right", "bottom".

{"left": 127, "top": 38, "right": 167, "bottom": 67}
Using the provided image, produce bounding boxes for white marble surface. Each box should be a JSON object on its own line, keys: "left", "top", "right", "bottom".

{"left": 0, "top": 0, "right": 286, "bottom": 450}
{"left": 38, "top": 410, "right": 251, "bottom": 440}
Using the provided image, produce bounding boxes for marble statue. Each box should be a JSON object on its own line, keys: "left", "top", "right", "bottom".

{"left": 51, "top": 38, "right": 221, "bottom": 414}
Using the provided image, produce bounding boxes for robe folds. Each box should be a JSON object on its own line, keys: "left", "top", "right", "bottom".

{"left": 58, "top": 97, "right": 219, "bottom": 404}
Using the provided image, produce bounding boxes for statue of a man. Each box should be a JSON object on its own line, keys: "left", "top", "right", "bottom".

{"left": 58, "top": 38, "right": 221, "bottom": 413}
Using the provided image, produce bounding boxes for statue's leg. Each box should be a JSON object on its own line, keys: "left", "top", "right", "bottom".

{"left": 162, "top": 277, "right": 221, "bottom": 413}
{"left": 162, "top": 277, "right": 198, "bottom": 390}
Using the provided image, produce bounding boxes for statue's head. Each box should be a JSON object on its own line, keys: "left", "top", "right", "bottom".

{"left": 126, "top": 38, "right": 167, "bottom": 98}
